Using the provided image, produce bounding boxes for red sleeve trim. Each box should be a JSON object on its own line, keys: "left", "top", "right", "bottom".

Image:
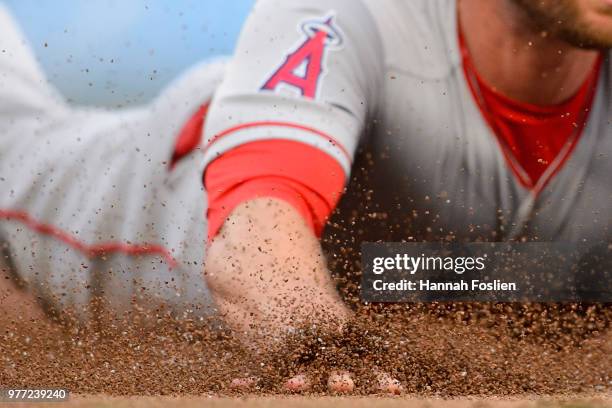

{"left": 204, "top": 121, "right": 353, "bottom": 164}
{"left": 204, "top": 139, "right": 346, "bottom": 240}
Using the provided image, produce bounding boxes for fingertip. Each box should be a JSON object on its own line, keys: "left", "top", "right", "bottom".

{"left": 375, "top": 372, "right": 403, "bottom": 395}
{"left": 284, "top": 373, "right": 311, "bottom": 392}
{"left": 327, "top": 371, "right": 355, "bottom": 393}
{"left": 380, "top": 379, "right": 403, "bottom": 395}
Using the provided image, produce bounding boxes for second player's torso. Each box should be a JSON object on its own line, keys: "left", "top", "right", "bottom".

{"left": 339, "top": 0, "right": 612, "bottom": 244}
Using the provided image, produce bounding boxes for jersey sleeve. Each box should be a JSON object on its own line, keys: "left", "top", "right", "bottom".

{"left": 203, "top": 0, "right": 383, "bottom": 176}
{"left": 202, "top": 0, "right": 383, "bottom": 238}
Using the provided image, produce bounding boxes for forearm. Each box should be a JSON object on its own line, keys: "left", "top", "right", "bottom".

{"left": 205, "top": 197, "right": 350, "bottom": 340}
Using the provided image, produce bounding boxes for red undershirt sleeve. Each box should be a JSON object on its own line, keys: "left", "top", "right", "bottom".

{"left": 203, "top": 139, "right": 346, "bottom": 241}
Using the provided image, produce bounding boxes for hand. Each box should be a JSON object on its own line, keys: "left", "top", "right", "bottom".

{"left": 205, "top": 198, "right": 401, "bottom": 394}
{"left": 232, "top": 369, "right": 402, "bottom": 394}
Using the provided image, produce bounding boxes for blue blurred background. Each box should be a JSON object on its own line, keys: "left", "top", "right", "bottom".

{"left": 2, "top": 0, "right": 254, "bottom": 107}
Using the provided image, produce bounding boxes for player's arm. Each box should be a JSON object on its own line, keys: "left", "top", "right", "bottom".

{"left": 204, "top": 137, "right": 353, "bottom": 342}
{"left": 203, "top": 0, "right": 382, "bottom": 342}
{"left": 202, "top": 0, "right": 386, "bottom": 391}
{"left": 205, "top": 197, "right": 350, "bottom": 339}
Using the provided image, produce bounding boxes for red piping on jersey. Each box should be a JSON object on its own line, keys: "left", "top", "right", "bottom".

{"left": 204, "top": 121, "right": 352, "bottom": 164}
{"left": 0, "top": 209, "right": 178, "bottom": 268}
{"left": 170, "top": 102, "right": 210, "bottom": 168}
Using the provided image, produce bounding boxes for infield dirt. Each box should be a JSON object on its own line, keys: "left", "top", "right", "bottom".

{"left": 9, "top": 395, "right": 612, "bottom": 408}
{"left": 1, "top": 302, "right": 610, "bottom": 397}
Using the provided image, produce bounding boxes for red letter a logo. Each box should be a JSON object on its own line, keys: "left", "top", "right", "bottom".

{"left": 261, "top": 16, "right": 342, "bottom": 99}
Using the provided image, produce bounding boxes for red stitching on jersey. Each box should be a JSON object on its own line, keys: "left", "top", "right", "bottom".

{"left": 204, "top": 121, "right": 352, "bottom": 163}
{"left": 0, "top": 209, "right": 178, "bottom": 268}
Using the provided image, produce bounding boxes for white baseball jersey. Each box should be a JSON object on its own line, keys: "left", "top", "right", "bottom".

{"left": 0, "top": 5, "right": 223, "bottom": 320}
{"left": 204, "top": 0, "right": 612, "bottom": 245}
